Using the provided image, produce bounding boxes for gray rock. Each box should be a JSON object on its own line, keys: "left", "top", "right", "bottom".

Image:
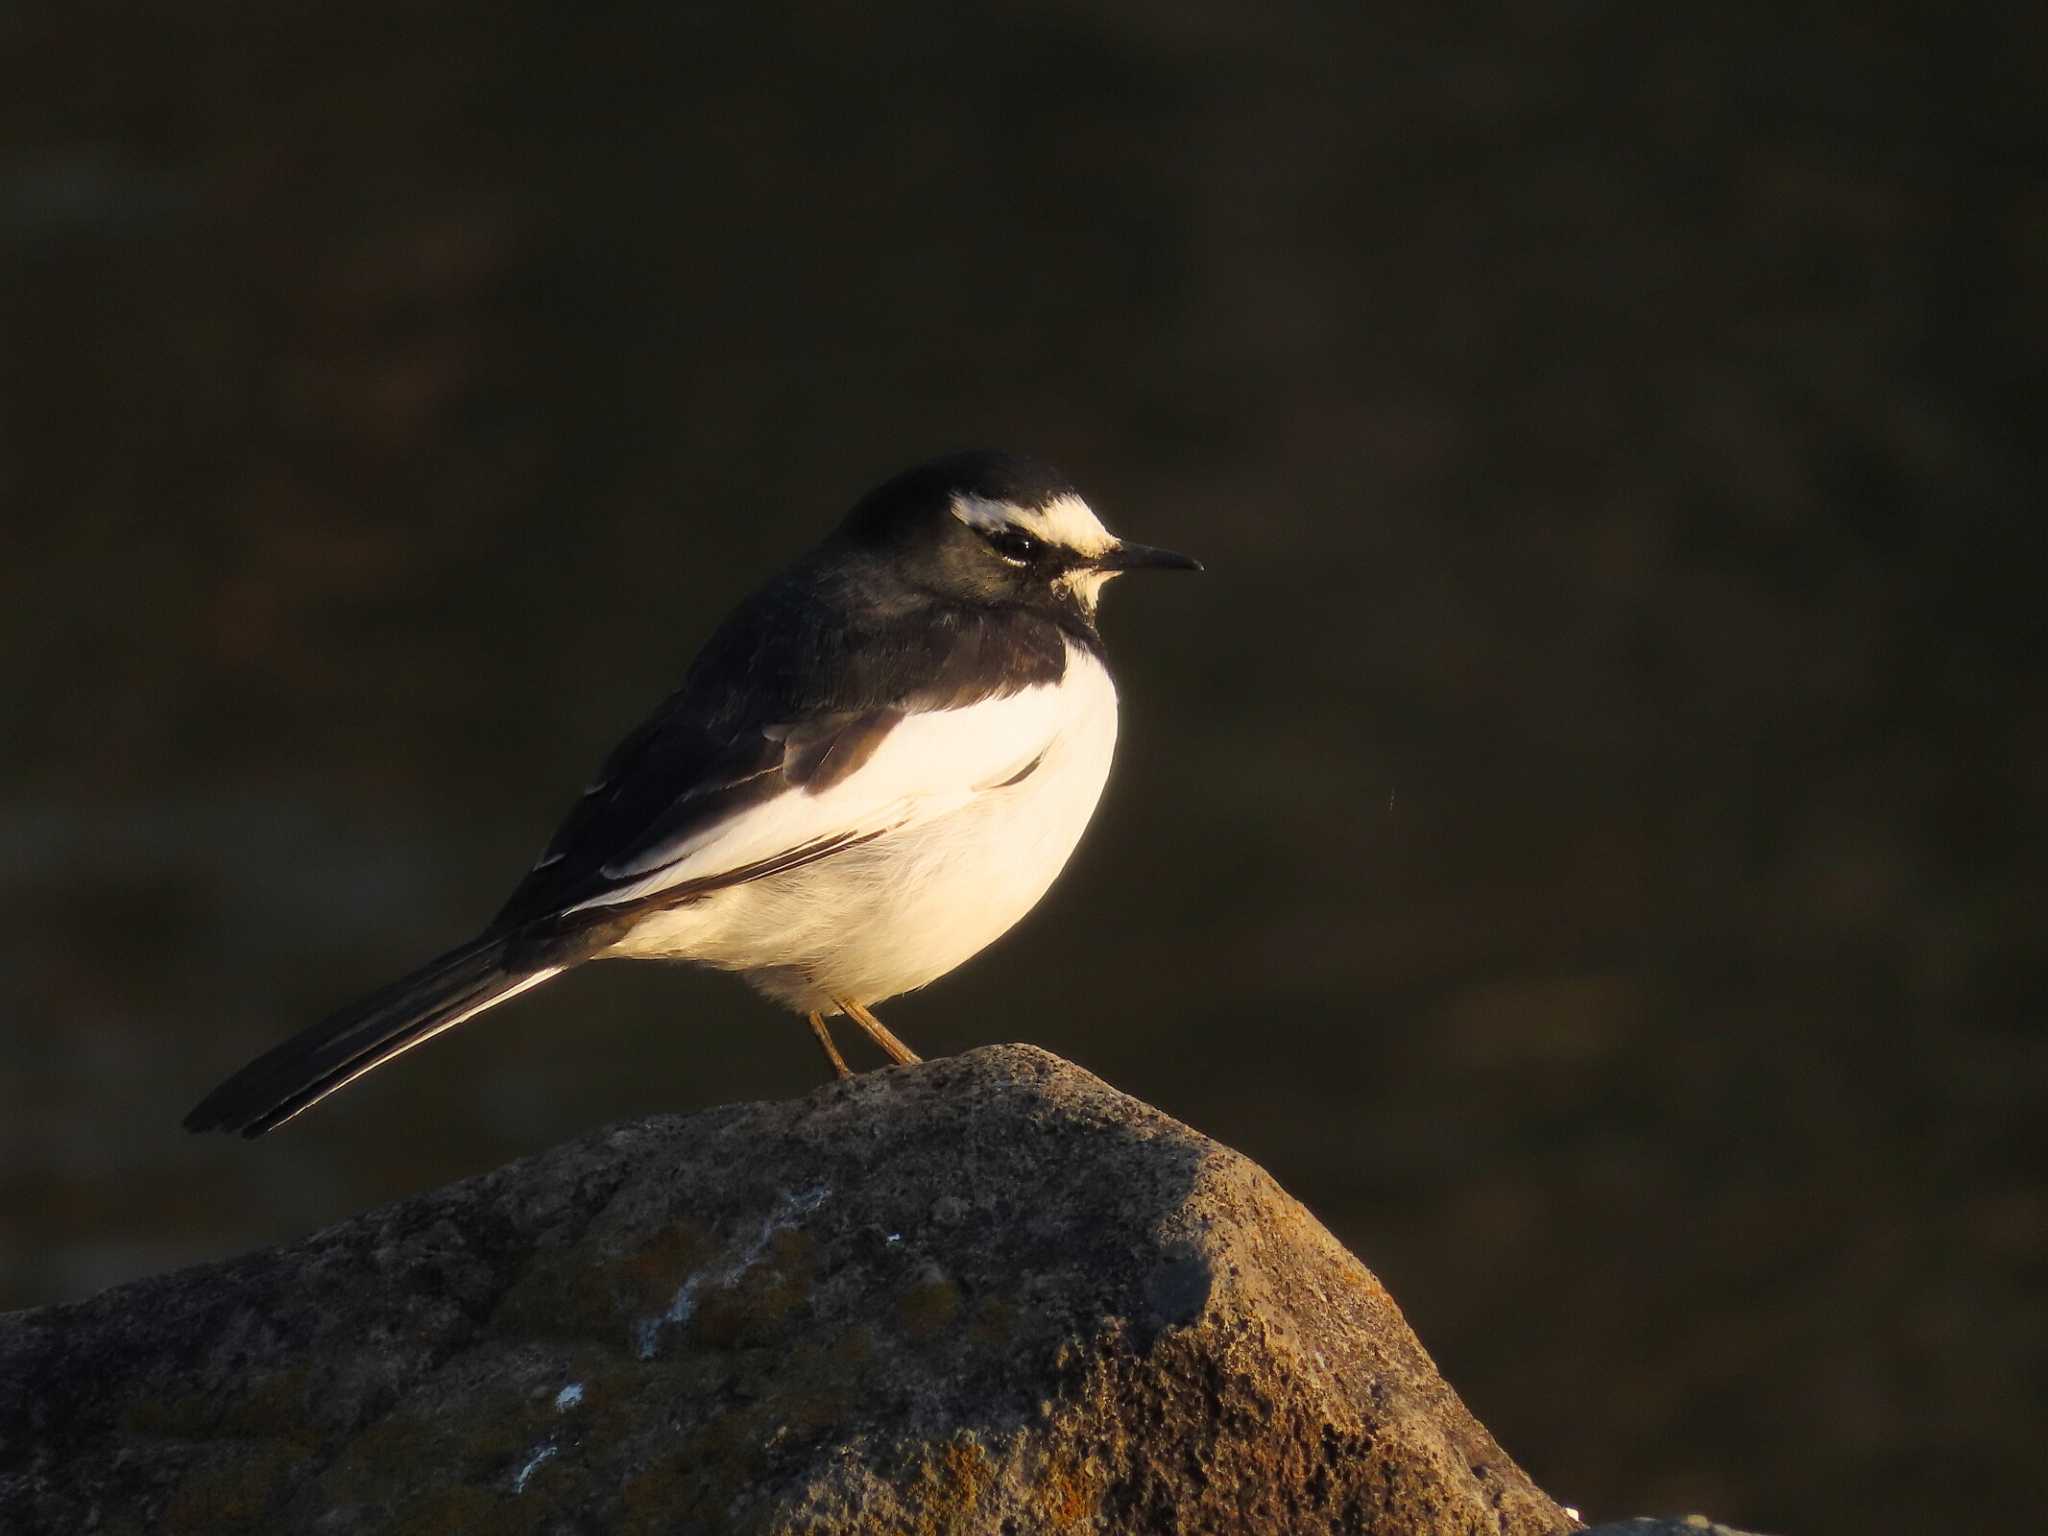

{"left": 1, "top": 1045, "right": 1577, "bottom": 1534}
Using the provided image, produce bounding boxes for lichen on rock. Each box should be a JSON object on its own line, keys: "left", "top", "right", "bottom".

{"left": 1, "top": 1045, "right": 1582, "bottom": 1534}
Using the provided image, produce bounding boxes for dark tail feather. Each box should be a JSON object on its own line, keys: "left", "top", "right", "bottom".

{"left": 184, "top": 934, "right": 564, "bottom": 1138}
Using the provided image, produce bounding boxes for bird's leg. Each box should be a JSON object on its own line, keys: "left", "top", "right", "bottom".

{"left": 805, "top": 1011, "right": 853, "bottom": 1079}
{"left": 836, "top": 997, "right": 923, "bottom": 1065}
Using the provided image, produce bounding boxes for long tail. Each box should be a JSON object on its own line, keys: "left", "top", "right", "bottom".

{"left": 183, "top": 934, "right": 564, "bottom": 1138}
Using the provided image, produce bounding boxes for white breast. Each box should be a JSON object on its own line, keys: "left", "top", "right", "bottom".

{"left": 605, "top": 641, "right": 1119, "bottom": 1012}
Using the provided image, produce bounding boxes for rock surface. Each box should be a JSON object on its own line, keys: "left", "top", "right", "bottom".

{"left": 2, "top": 1046, "right": 1577, "bottom": 1534}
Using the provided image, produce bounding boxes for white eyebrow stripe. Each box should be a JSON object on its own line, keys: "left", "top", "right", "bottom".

{"left": 950, "top": 492, "right": 1115, "bottom": 557}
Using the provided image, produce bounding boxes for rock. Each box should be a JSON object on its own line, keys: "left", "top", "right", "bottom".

{"left": 0, "top": 1045, "right": 1577, "bottom": 1534}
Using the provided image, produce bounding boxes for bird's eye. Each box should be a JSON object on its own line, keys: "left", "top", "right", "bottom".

{"left": 985, "top": 527, "right": 1042, "bottom": 565}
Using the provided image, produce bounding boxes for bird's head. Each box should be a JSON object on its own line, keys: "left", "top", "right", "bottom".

{"left": 834, "top": 450, "right": 1201, "bottom": 618}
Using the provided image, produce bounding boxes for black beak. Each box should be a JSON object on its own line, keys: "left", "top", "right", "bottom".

{"left": 1095, "top": 540, "right": 1204, "bottom": 574}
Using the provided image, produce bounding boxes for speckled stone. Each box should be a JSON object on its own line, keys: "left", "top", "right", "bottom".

{"left": 1, "top": 1045, "right": 1580, "bottom": 1534}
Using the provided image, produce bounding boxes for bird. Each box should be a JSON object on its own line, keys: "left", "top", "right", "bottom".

{"left": 184, "top": 450, "right": 1201, "bottom": 1137}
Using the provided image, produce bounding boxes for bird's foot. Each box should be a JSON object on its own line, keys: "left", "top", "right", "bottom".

{"left": 836, "top": 997, "right": 923, "bottom": 1066}
{"left": 805, "top": 1011, "right": 853, "bottom": 1079}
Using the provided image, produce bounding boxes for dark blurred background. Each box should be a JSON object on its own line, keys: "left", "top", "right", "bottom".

{"left": 4, "top": 4, "right": 2042, "bottom": 1532}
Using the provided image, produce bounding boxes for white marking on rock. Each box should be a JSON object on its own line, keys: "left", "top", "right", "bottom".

{"left": 634, "top": 1184, "right": 832, "bottom": 1360}
{"left": 513, "top": 1441, "right": 557, "bottom": 1493}
{"left": 554, "top": 1382, "right": 584, "bottom": 1412}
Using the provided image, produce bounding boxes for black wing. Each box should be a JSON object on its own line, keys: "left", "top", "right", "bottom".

{"left": 488, "top": 556, "right": 1071, "bottom": 936}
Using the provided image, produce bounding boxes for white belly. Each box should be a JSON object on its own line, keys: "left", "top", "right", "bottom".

{"left": 604, "top": 643, "right": 1119, "bottom": 1012}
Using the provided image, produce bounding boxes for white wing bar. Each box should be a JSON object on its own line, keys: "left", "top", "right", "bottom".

{"left": 565, "top": 677, "right": 1072, "bottom": 913}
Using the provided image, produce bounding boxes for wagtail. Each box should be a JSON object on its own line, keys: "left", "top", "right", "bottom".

{"left": 185, "top": 451, "right": 1200, "bottom": 1136}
